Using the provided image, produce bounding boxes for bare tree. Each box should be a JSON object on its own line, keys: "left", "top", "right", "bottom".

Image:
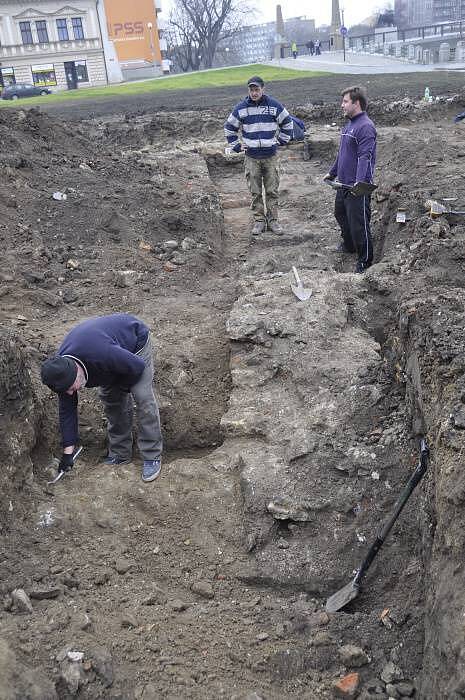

{"left": 168, "top": 0, "right": 252, "bottom": 71}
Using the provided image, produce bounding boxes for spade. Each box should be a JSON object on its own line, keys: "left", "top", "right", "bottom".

{"left": 326, "top": 439, "right": 429, "bottom": 613}
{"left": 291, "top": 266, "right": 312, "bottom": 301}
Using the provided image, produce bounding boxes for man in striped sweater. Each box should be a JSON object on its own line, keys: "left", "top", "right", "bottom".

{"left": 224, "top": 76, "right": 293, "bottom": 236}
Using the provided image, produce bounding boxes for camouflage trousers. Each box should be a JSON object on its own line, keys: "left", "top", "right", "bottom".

{"left": 244, "top": 154, "right": 280, "bottom": 223}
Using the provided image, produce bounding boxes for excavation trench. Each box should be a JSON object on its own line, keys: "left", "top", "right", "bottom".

{"left": 1, "top": 102, "right": 465, "bottom": 699}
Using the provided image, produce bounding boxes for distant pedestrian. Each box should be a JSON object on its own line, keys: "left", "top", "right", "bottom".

{"left": 323, "top": 86, "right": 377, "bottom": 274}
{"left": 161, "top": 58, "right": 172, "bottom": 75}
{"left": 224, "top": 75, "right": 293, "bottom": 236}
{"left": 41, "top": 313, "right": 163, "bottom": 483}
{"left": 315, "top": 38, "right": 321, "bottom": 55}
{"left": 291, "top": 41, "right": 298, "bottom": 59}
{"left": 307, "top": 39, "right": 315, "bottom": 56}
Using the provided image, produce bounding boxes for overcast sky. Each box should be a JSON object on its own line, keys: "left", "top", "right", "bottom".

{"left": 162, "top": 0, "right": 384, "bottom": 29}
{"left": 250, "top": 0, "right": 383, "bottom": 27}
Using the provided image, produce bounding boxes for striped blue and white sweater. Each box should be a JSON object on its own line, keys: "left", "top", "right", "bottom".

{"left": 224, "top": 94, "right": 293, "bottom": 159}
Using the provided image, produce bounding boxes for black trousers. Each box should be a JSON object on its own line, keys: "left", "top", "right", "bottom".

{"left": 334, "top": 188, "right": 373, "bottom": 267}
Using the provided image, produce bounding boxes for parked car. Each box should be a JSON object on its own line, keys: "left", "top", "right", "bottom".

{"left": 1, "top": 83, "right": 52, "bottom": 100}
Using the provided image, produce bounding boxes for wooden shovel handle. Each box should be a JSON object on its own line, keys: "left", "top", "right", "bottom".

{"left": 292, "top": 266, "right": 302, "bottom": 286}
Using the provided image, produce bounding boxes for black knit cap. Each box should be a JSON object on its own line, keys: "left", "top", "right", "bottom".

{"left": 41, "top": 356, "right": 77, "bottom": 393}
{"left": 247, "top": 75, "right": 264, "bottom": 87}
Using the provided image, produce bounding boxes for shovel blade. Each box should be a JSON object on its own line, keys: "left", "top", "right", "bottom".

{"left": 325, "top": 578, "right": 360, "bottom": 613}
{"left": 291, "top": 283, "right": 312, "bottom": 301}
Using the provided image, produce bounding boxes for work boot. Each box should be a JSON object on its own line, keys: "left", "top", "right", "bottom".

{"left": 142, "top": 458, "right": 162, "bottom": 483}
{"left": 251, "top": 221, "right": 266, "bottom": 235}
{"left": 104, "top": 454, "right": 130, "bottom": 465}
{"left": 268, "top": 220, "right": 283, "bottom": 235}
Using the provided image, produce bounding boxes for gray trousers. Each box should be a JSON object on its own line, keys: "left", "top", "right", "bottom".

{"left": 99, "top": 336, "right": 163, "bottom": 461}
{"left": 244, "top": 154, "right": 280, "bottom": 222}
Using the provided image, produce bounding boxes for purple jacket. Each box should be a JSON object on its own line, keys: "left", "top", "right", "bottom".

{"left": 329, "top": 112, "right": 377, "bottom": 186}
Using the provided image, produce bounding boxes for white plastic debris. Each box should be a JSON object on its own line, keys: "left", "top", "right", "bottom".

{"left": 52, "top": 191, "right": 67, "bottom": 201}
{"left": 371, "top": 471, "right": 380, "bottom": 480}
{"left": 38, "top": 509, "right": 55, "bottom": 527}
{"left": 67, "top": 651, "right": 84, "bottom": 662}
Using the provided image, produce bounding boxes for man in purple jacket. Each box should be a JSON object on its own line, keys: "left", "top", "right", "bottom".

{"left": 324, "top": 85, "right": 377, "bottom": 273}
{"left": 41, "top": 314, "right": 163, "bottom": 483}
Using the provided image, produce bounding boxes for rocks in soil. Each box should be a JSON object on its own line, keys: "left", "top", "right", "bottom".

{"left": 29, "top": 586, "right": 61, "bottom": 600}
{"left": 332, "top": 672, "right": 360, "bottom": 698}
{"left": 142, "top": 584, "right": 168, "bottom": 605}
{"left": 62, "top": 288, "right": 78, "bottom": 303}
{"left": 162, "top": 239, "right": 178, "bottom": 252}
{"left": 58, "top": 655, "right": 87, "bottom": 695}
{"left": 11, "top": 588, "right": 33, "bottom": 613}
{"left": 339, "top": 644, "right": 370, "bottom": 668}
{"left": 89, "top": 645, "right": 114, "bottom": 687}
{"left": 181, "top": 236, "right": 197, "bottom": 251}
{"left": 0, "top": 638, "right": 57, "bottom": 699}
{"left": 381, "top": 661, "right": 404, "bottom": 684}
{"left": 114, "top": 557, "right": 133, "bottom": 574}
{"left": 191, "top": 580, "right": 214, "bottom": 599}
{"left": 169, "top": 599, "right": 189, "bottom": 612}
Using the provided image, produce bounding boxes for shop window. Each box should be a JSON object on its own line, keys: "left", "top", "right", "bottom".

{"left": 75, "top": 60, "right": 89, "bottom": 82}
{"left": 36, "top": 20, "right": 49, "bottom": 43}
{"left": 31, "top": 64, "right": 57, "bottom": 86}
{"left": 0, "top": 67, "right": 16, "bottom": 87}
{"left": 20, "top": 21, "right": 33, "bottom": 45}
{"left": 56, "top": 18, "right": 69, "bottom": 41}
{"left": 71, "top": 17, "right": 84, "bottom": 40}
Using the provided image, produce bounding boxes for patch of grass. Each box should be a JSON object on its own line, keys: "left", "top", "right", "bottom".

{"left": 0, "top": 63, "right": 329, "bottom": 107}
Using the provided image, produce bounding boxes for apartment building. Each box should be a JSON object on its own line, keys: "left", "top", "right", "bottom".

{"left": 0, "top": 0, "right": 108, "bottom": 89}
{"left": 219, "top": 16, "right": 316, "bottom": 65}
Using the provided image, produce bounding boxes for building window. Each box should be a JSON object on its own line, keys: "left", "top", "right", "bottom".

{"left": 31, "top": 63, "right": 57, "bottom": 86}
{"left": 75, "top": 60, "right": 89, "bottom": 81}
{"left": 71, "top": 17, "right": 84, "bottom": 40}
{"left": 56, "top": 18, "right": 69, "bottom": 41}
{"left": 36, "top": 20, "right": 49, "bottom": 43}
{"left": 19, "top": 21, "right": 34, "bottom": 45}
{"left": 0, "top": 66, "right": 16, "bottom": 86}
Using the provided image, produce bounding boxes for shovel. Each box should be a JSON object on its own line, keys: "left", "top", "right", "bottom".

{"left": 325, "top": 179, "right": 378, "bottom": 197}
{"left": 426, "top": 199, "right": 465, "bottom": 218}
{"left": 291, "top": 266, "right": 312, "bottom": 301}
{"left": 325, "top": 439, "right": 429, "bottom": 613}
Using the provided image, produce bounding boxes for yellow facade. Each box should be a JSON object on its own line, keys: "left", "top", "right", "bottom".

{"left": 104, "top": 0, "right": 161, "bottom": 64}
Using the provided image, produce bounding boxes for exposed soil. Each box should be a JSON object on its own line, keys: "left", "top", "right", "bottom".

{"left": 38, "top": 71, "right": 465, "bottom": 120}
{"left": 1, "top": 76, "right": 465, "bottom": 700}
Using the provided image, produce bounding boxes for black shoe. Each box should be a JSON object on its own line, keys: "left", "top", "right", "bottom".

{"left": 336, "top": 242, "right": 355, "bottom": 254}
{"left": 355, "top": 261, "right": 371, "bottom": 274}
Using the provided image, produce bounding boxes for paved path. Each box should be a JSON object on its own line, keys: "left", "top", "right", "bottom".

{"left": 267, "top": 50, "right": 465, "bottom": 74}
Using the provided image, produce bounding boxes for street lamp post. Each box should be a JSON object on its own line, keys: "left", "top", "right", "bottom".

{"left": 341, "top": 8, "right": 346, "bottom": 62}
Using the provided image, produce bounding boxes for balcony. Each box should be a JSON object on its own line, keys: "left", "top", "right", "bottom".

{"left": 0, "top": 37, "right": 102, "bottom": 58}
